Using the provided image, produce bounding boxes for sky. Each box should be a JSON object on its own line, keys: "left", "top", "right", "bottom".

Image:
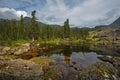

{"left": 0, "top": 0, "right": 120, "bottom": 27}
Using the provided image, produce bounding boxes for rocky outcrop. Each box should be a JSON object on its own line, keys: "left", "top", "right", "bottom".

{"left": 79, "top": 62, "right": 118, "bottom": 80}
{"left": 98, "top": 56, "right": 120, "bottom": 78}
{"left": 0, "top": 47, "right": 11, "bottom": 55}
{"left": 0, "top": 43, "right": 31, "bottom": 55}
{"left": 30, "top": 57, "right": 56, "bottom": 67}
{"left": 0, "top": 56, "right": 43, "bottom": 80}
{"left": 91, "top": 45, "right": 120, "bottom": 56}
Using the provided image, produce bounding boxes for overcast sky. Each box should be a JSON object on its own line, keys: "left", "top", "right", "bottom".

{"left": 0, "top": 0, "right": 120, "bottom": 27}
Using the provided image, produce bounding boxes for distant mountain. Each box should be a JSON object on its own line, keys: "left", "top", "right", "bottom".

{"left": 95, "top": 17, "right": 120, "bottom": 29}
{"left": 0, "top": 17, "right": 61, "bottom": 27}
{"left": 92, "top": 17, "right": 120, "bottom": 45}
{"left": 23, "top": 17, "right": 31, "bottom": 23}
{"left": 109, "top": 17, "right": 120, "bottom": 27}
{"left": 95, "top": 25, "right": 108, "bottom": 29}
{"left": 24, "top": 17, "right": 46, "bottom": 27}
{"left": 24, "top": 17, "right": 61, "bottom": 27}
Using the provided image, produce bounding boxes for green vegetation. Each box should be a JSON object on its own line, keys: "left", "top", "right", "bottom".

{"left": 0, "top": 11, "right": 91, "bottom": 45}
{"left": 1, "top": 10, "right": 118, "bottom": 46}
{"left": 44, "top": 68, "right": 61, "bottom": 80}
{"left": 30, "top": 57, "right": 56, "bottom": 67}
{"left": 79, "top": 62, "right": 117, "bottom": 80}
{"left": 63, "top": 19, "right": 70, "bottom": 38}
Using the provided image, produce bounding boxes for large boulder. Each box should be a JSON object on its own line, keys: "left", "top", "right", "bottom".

{"left": 14, "top": 47, "right": 30, "bottom": 55}
{"left": 13, "top": 43, "right": 30, "bottom": 55}
{"left": 21, "top": 43, "right": 30, "bottom": 47}
{"left": 0, "top": 56, "right": 43, "bottom": 80}
{"left": 79, "top": 62, "right": 117, "bottom": 80}
{"left": 0, "top": 47, "right": 10, "bottom": 55}
{"left": 30, "top": 57, "right": 56, "bottom": 67}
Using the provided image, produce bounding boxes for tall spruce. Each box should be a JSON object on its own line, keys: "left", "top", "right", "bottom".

{"left": 20, "top": 15, "right": 25, "bottom": 39}
{"left": 63, "top": 19, "right": 70, "bottom": 38}
{"left": 29, "top": 10, "right": 39, "bottom": 40}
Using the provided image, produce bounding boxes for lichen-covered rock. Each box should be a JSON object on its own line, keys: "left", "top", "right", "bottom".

{"left": 98, "top": 56, "right": 120, "bottom": 79}
{"left": 13, "top": 45, "right": 30, "bottom": 55}
{"left": 44, "top": 68, "right": 61, "bottom": 80}
{"left": 30, "top": 57, "right": 56, "bottom": 67}
{"left": 0, "top": 56, "right": 43, "bottom": 80}
{"left": 21, "top": 43, "right": 30, "bottom": 47}
{"left": 0, "top": 47, "right": 10, "bottom": 55}
{"left": 79, "top": 62, "right": 117, "bottom": 80}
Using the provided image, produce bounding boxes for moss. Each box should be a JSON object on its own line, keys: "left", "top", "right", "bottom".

{"left": 0, "top": 39, "right": 31, "bottom": 46}
{"left": 44, "top": 68, "right": 61, "bottom": 80}
{"left": 30, "top": 57, "right": 56, "bottom": 67}
{"left": 5, "top": 55, "right": 17, "bottom": 59}
{"left": 79, "top": 62, "right": 117, "bottom": 80}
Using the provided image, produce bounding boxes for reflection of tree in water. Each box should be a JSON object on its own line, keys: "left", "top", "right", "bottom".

{"left": 62, "top": 45, "right": 90, "bottom": 64}
{"left": 62, "top": 46, "right": 72, "bottom": 64}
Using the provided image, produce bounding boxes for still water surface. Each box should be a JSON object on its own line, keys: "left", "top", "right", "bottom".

{"left": 40, "top": 45, "right": 120, "bottom": 79}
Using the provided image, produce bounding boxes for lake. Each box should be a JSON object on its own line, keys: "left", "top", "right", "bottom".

{"left": 40, "top": 45, "right": 120, "bottom": 79}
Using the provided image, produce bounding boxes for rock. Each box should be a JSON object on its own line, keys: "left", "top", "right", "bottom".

{"left": 49, "top": 64, "right": 69, "bottom": 80}
{"left": 14, "top": 46, "right": 30, "bottom": 55}
{"left": 79, "top": 62, "right": 117, "bottom": 80}
{"left": 30, "top": 57, "right": 56, "bottom": 67}
{"left": 14, "top": 48, "right": 23, "bottom": 55}
{"left": 0, "top": 52, "right": 4, "bottom": 55}
{"left": 0, "top": 47, "right": 10, "bottom": 55}
{"left": 0, "top": 56, "right": 43, "bottom": 80}
{"left": 97, "top": 56, "right": 114, "bottom": 63}
{"left": 21, "top": 43, "right": 30, "bottom": 47}
{"left": 44, "top": 68, "right": 61, "bottom": 80}
{"left": 72, "top": 61, "right": 77, "bottom": 64}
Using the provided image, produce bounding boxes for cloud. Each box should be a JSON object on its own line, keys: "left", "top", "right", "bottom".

{"left": 0, "top": 0, "right": 120, "bottom": 27}
{"left": 37, "top": 0, "right": 120, "bottom": 27}
{"left": 0, "top": 7, "right": 28, "bottom": 20}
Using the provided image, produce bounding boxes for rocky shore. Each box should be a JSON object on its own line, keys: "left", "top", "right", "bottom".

{"left": 0, "top": 56, "right": 43, "bottom": 80}
{"left": 0, "top": 43, "right": 120, "bottom": 80}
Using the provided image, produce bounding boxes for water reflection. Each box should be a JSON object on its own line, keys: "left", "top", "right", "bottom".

{"left": 40, "top": 45, "right": 120, "bottom": 80}
{"left": 41, "top": 45, "right": 120, "bottom": 70}
{"left": 49, "top": 46, "right": 101, "bottom": 70}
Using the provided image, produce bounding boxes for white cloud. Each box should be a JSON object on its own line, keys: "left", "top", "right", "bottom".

{"left": 0, "top": 7, "right": 28, "bottom": 20}
{"left": 0, "top": 0, "right": 120, "bottom": 27}
{"left": 37, "top": 0, "right": 120, "bottom": 27}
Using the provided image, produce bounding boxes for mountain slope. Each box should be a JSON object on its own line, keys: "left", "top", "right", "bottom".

{"left": 110, "top": 17, "right": 120, "bottom": 27}
{"left": 24, "top": 17, "right": 46, "bottom": 27}
{"left": 95, "top": 17, "right": 120, "bottom": 29}
{"left": 0, "top": 17, "right": 61, "bottom": 27}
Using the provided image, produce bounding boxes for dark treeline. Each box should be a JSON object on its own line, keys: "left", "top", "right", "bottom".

{"left": 0, "top": 11, "right": 90, "bottom": 41}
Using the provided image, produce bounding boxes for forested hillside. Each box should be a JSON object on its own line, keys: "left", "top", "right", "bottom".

{"left": 0, "top": 11, "right": 90, "bottom": 44}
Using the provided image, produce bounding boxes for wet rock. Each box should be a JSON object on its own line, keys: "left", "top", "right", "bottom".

{"left": 72, "top": 61, "right": 77, "bottom": 64}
